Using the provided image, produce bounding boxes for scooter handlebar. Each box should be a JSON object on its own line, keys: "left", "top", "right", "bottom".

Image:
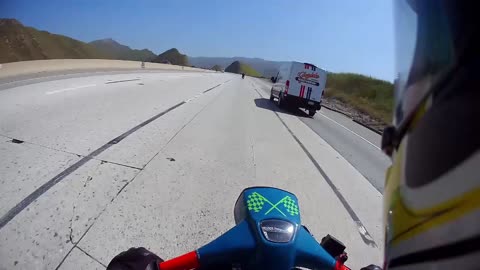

{"left": 158, "top": 251, "right": 199, "bottom": 270}
{"left": 158, "top": 224, "right": 350, "bottom": 270}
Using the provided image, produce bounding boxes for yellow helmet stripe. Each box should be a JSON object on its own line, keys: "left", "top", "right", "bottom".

{"left": 391, "top": 187, "right": 480, "bottom": 244}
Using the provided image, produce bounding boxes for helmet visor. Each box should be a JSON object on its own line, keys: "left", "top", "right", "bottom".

{"left": 394, "top": 0, "right": 455, "bottom": 127}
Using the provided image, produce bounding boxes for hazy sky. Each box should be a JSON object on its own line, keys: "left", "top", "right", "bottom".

{"left": 1, "top": 0, "right": 395, "bottom": 81}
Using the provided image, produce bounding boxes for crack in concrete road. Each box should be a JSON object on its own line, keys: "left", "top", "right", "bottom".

{"left": 55, "top": 166, "right": 144, "bottom": 269}
{"left": 2, "top": 133, "right": 143, "bottom": 171}
{"left": 68, "top": 172, "right": 96, "bottom": 245}
{"left": 76, "top": 246, "right": 107, "bottom": 268}
{"left": 0, "top": 134, "right": 85, "bottom": 157}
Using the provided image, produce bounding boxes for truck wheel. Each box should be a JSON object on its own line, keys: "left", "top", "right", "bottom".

{"left": 308, "top": 110, "right": 316, "bottom": 117}
{"left": 270, "top": 91, "right": 274, "bottom": 101}
{"left": 277, "top": 93, "right": 283, "bottom": 108}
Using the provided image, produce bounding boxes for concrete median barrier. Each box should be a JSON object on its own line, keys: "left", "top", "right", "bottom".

{"left": 0, "top": 59, "right": 213, "bottom": 80}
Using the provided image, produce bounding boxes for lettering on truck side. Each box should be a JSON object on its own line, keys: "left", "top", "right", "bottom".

{"left": 295, "top": 71, "right": 320, "bottom": 86}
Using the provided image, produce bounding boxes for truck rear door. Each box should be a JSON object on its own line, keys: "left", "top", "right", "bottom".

{"left": 289, "top": 63, "right": 327, "bottom": 103}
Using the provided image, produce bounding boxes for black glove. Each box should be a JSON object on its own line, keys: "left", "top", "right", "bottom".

{"left": 360, "top": 265, "right": 382, "bottom": 270}
{"left": 107, "top": 247, "right": 163, "bottom": 270}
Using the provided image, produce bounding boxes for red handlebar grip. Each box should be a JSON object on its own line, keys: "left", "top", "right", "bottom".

{"left": 158, "top": 251, "right": 200, "bottom": 270}
{"left": 334, "top": 260, "right": 351, "bottom": 270}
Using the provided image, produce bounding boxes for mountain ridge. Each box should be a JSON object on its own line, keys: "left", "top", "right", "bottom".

{"left": 189, "top": 56, "right": 287, "bottom": 77}
{"left": 89, "top": 38, "right": 156, "bottom": 61}
{"left": 1, "top": 18, "right": 285, "bottom": 75}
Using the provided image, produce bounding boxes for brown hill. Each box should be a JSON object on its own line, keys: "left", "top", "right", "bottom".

{"left": 225, "top": 61, "right": 261, "bottom": 77}
{"left": 0, "top": 18, "right": 109, "bottom": 63}
{"left": 89, "top": 38, "right": 156, "bottom": 61}
{"left": 152, "top": 48, "right": 188, "bottom": 66}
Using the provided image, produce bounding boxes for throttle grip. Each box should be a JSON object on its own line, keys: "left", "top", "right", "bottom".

{"left": 334, "top": 260, "right": 351, "bottom": 270}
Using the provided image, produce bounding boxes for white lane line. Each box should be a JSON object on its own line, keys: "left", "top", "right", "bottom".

{"left": 45, "top": 84, "right": 96, "bottom": 95}
{"left": 319, "top": 112, "right": 381, "bottom": 150}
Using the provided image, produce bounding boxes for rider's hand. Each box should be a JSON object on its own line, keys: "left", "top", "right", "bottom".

{"left": 107, "top": 247, "right": 163, "bottom": 270}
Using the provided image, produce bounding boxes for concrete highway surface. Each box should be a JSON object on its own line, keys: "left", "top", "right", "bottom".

{"left": 0, "top": 71, "right": 383, "bottom": 269}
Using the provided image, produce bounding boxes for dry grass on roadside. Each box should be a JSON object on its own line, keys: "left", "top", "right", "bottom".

{"left": 324, "top": 73, "right": 394, "bottom": 124}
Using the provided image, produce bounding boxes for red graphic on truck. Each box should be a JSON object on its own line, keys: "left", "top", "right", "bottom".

{"left": 295, "top": 72, "right": 320, "bottom": 86}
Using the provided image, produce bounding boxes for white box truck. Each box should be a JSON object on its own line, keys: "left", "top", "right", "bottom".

{"left": 270, "top": 62, "right": 327, "bottom": 117}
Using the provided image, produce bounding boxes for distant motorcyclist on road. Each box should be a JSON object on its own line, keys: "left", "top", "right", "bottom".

{"left": 241, "top": 73, "right": 245, "bottom": 79}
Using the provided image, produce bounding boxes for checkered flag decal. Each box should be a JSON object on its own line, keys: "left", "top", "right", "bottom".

{"left": 246, "top": 192, "right": 299, "bottom": 217}
{"left": 247, "top": 192, "right": 266, "bottom": 212}
{"left": 283, "top": 196, "right": 299, "bottom": 216}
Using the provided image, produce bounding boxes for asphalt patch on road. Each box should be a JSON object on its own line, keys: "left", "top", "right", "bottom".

{"left": 203, "top": 83, "right": 222, "bottom": 93}
{"left": 105, "top": 78, "right": 140, "bottom": 84}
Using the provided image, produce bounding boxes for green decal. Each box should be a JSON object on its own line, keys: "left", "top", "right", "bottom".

{"left": 247, "top": 192, "right": 266, "bottom": 212}
{"left": 247, "top": 192, "right": 299, "bottom": 217}
{"left": 283, "top": 196, "right": 299, "bottom": 216}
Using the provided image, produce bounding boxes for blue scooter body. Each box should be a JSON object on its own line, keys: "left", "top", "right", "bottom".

{"left": 197, "top": 187, "right": 337, "bottom": 269}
